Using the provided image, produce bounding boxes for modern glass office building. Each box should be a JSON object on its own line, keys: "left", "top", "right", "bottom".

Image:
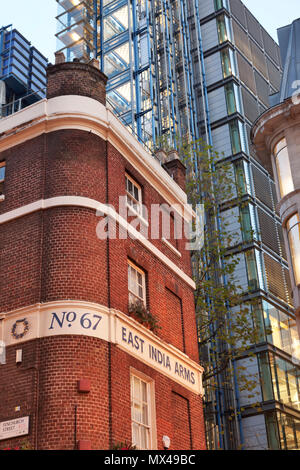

{"left": 0, "top": 25, "right": 48, "bottom": 117}
{"left": 55, "top": 0, "right": 300, "bottom": 449}
{"left": 200, "top": 0, "right": 300, "bottom": 450}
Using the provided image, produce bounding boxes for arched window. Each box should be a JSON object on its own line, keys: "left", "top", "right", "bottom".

{"left": 274, "top": 138, "right": 294, "bottom": 198}
{"left": 287, "top": 213, "right": 300, "bottom": 285}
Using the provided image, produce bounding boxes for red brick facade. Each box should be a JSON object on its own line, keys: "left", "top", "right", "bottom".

{"left": 0, "top": 61, "right": 205, "bottom": 450}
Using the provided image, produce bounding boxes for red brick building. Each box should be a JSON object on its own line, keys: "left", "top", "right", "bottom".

{"left": 0, "top": 58, "right": 205, "bottom": 450}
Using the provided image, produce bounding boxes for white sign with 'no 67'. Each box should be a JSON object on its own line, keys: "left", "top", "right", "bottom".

{"left": 0, "top": 301, "right": 204, "bottom": 395}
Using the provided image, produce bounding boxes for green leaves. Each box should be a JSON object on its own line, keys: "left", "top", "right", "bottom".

{"left": 161, "top": 138, "right": 262, "bottom": 402}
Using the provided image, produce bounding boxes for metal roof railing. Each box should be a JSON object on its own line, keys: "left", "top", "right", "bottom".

{"left": 0, "top": 87, "right": 46, "bottom": 119}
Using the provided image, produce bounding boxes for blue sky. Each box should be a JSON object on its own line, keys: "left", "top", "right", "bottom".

{"left": 242, "top": 0, "right": 300, "bottom": 40}
{"left": 1, "top": 0, "right": 57, "bottom": 61}
{"left": 1, "top": 0, "right": 300, "bottom": 61}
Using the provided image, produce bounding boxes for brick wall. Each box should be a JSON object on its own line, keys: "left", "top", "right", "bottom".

{"left": 0, "top": 125, "right": 202, "bottom": 449}
{"left": 0, "top": 129, "right": 199, "bottom": 360}
{"left": 47, "top": 61, "right": 107, "bottom": 105}
{"left": 0, "top": 339, "right": 206, "bottom": 450}
{"left": 0, "top": 61, "right": 204, "bottom": 450}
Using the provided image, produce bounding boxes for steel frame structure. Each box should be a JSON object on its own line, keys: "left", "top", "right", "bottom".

{"left": 0, "top": 25, "right": 13, "bottom": 81}
{"left": 56, "top": 0, "right": 207, "bottom": 150}
{"left": 0, "top": 25, "right": 47, "bottom": 117}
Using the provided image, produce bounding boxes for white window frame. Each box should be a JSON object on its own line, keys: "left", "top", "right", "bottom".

{"left": 130, "top": 369, "right": 157, "bottom": 450}
{"left": 126, "top": 173, "right": 143, "bottom": 216}
{"left": 128, "top": 260, "right": 146, "bottom": 306}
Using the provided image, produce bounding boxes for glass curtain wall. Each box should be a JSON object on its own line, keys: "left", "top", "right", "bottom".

{"left": 266, "top": 412, "right": 300, "bottom": 450}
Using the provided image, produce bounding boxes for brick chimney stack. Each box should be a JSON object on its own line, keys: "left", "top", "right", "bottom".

{"left": 46, "top": 54, "right": 108, "bottom": 105}
{"left": 162, "top": 150, "right": 187, "bottom": 192}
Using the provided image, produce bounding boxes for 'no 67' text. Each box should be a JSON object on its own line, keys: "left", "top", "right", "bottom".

{"left": 49, "top": 311, "right": 102, "bottom": 331}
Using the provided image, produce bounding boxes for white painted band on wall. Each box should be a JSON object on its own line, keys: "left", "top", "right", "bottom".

{"left": 0, "top": 300, "right": 204, "bottom": 396}
{"left": 0, "top": 196, "right": 196, "bottom": 289}
{"left": 0, "top": 95, "right": 194, "bottom": 221}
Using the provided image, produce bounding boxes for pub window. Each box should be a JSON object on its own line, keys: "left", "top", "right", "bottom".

{"left": 128, "top": 260, "right": 146, "bottom": 306}
{"left": 131, "top": 372, "right": 155, "bottom": 450}
{"left": 126, "top": 173, "right": 143, "bottom": 215}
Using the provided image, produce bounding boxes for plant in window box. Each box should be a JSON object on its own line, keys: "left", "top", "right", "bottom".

{"left": 20, "top": 440, "right": 33, "bottom": 450}
{"left": 128, "top": 299, "right": 160, "bottom": 334}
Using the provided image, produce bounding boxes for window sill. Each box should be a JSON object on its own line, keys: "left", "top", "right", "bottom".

{"left": 162, "top": 237, "right": 181, "bottom": 258}
{"left": 128, "top": 294, "right": 146, "bottom": 306}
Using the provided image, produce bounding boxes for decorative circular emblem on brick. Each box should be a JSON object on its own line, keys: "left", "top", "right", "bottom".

{"left": 11, "top": 319, "right": 30, "bottom": 340}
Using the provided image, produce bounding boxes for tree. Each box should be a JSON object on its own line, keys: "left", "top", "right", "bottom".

{"left": 157, "top": 135, "right": 264, "bottom": 449}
